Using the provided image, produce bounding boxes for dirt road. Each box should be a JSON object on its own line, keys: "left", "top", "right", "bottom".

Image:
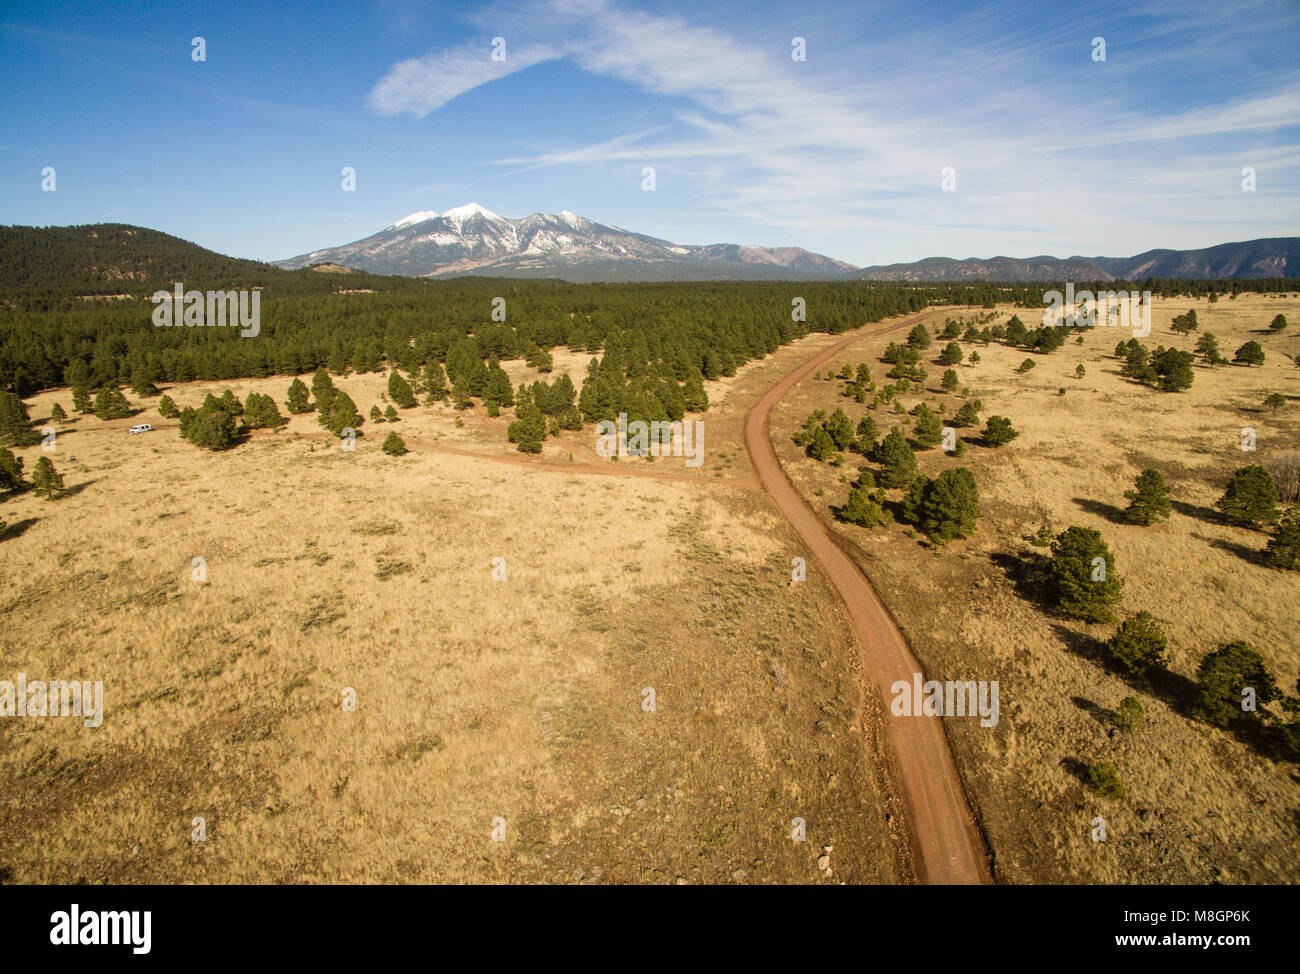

{"left": 743, "top": 312, "right": 993, "bottom": 885}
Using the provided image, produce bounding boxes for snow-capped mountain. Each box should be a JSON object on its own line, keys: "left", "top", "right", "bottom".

{"left": 277, "top": 203, "right": 858, "bottom": 281}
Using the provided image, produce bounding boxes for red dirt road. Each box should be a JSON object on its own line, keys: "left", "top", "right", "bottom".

{"left": 743, "top": 313, "right": 992, "bottom": 885}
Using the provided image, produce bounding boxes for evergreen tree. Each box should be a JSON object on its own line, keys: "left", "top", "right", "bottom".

{"left": 1194, "top": 641, "right": 1280, "bottom": 728}
{"left": 1048, "top": 526, "right": 1124, "bottom": 623}
{"left": 912, "top": 404, "right": 943, "bottom": 447}
{"left": 1215, "top": 466, "right": 1279, "bottom": 526}
{"left": 452, "top": 375, "right": 473, "bottom": 410}
{"left": 286, "top": 377, "right": 312, "bottom": 414}
{"left": 907, "top": 323, "right": 932, "bottom": 349}
{"left": 1017, "top": 358, "right": 1036, "bottom": 373}
{"left": 1268, "top": 314, "right": 1287, "bottom": 332}
{"left": 1152, "top": 347, "right": 1195, "bottom": 391}
{"left": 855, "top": 415, "right": 878, "bottom": 452}
{"left": 1195, "top": 332, "right": 1225, "bottom": 365}
{"left": 1107, "top": 611, "right": 1168, "bottom": 674}
{"left": 219, "top": 389, "right": 244, "bottom": 416}
{"left": 370, "top": 404, "right": 384, "bottom": 423}
{"left": 1234, "top": 341, "right": 1265, "bottom": 366}
{"left": 873, "top": 427, "right": 920, "bottom": 487}
{"left": 838, "top": 484, "right": 891, "bottom": 527}
{"left": 186, "top": 402, "right": 237, "bottom": 450}
{"left": 31, "top": 455, "right": 64, "bottom": 498}
{"left": 0, "top": 447, "right": 25, "bottom": 494}
{"left": 941, "top": 369, "right": 959, "bottom": 392}
{"left": 0, "top": 391, "right": 36, "bottom": 446}
{"left": 806, "top": 424, "right": 836, "bottom": 461}
{"left": 953, "top": 401, "right": 981, "bottom": 427}
{"left": 388, "top": 370, "right": 417, "bottom": 408}
{"left": 71, "top": 387, "right": 92, "bottom": 414}
{"left": 982, "top": 415, "right": 1018, "bottom": 446}
{"left": 324, "top": 390, "right": 361, "bottom": 437}
{"left": 824, "top": 408, "right": 856, "bottom": 450}
{"left": 311, "top": 368, "right": 337, "bottom": 417}
{"left": 129, "top": 369, "right": 159, "bottom": 397}
{"left": 381, "top": 432, "right": 408, "bottom": 455}
{"left": 92, "top": 387, "right": 132, "bottom": 420}
{"left": 1264, "top": 508, "right": 1300, "bottom": 570}
{"left": 507, "top": 402, "right": 546, "bottom": 453}
{"left": 243, "top": 392, "right": 284, "bottom": 429}
{"left": 384, "top": 404, "right": 398, "bottom": 422}
{"left": 49, "top": 402, "right": 68, "bottom": 424}
{"left": 1123, "top": 469, "right": 1172, "bottom": 524}
{"left": 1263, "top": 392, "right": 1285, "bottom": 412}
{"left": 158, "top": 395, "right": 179, "bottom": 419}
{"left": 1075, "top": 364, "right": 1086, "bottom": 379}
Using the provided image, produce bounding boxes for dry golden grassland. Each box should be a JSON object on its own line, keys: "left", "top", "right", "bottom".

{"left": 773, "top": 293, "right": 1300, "bottom": 883}
{"left": 1, "top": 342, "right": 903, "bottom": 884}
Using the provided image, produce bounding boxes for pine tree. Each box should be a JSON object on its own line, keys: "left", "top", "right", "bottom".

{"left": 71, "top": 387, "right": 92, "bottom": 414}
{"left": 873, "top": 427, "right": 919, "bottom": 487}
{"left": 311, "top": 368, "right": 337, "bottom": 417}
{"left": 1268, "top": 314, "right": 1287, "bottom": 332}
{"left": 1107, "top": 611, "right": 1168, "bottom": 674}
{"left": 31, "top": 455, "right": 64, "bottom": 499}
{"left": 324, "top": 390, "right": 361, "bottom": 437}
{"left": 92, "top": 387, "right": 132, "bottom": 420}
{"left": 1195, "top": 332, "right": 1225, "bottom": 365}
{"left": 907, "top": 323, "right": 932, "bottom": 349}
{"left": 1215, "top": 466, "right": 1279, "bottom": 526}
{"left": 381, "top": 432, "right": 408, "bottom": 455}
{"left": 1048, "top": 526, "right": 1124, "bottom": 623}
{"left": 838, "top": 484, "right": 890, "bottom": 527}
{"left": 982, "top": 415, "right": 1018, "bottom": 446}
{"left": 1264, "top": 508, "right": 1300, "bottom": 570}
{"left": 1075, "top": 364, "right": 1086, "bottom": 379}
{"left": 912, "top": 404, "right": 943, "bottom": 447}
{"left": 286, "top": 377, "right": 312, "bottom": 414}
{"left": 384, "top": 405, "right": 398, "bottom": 422}
{"left": 937, "top": 342, "right": 963, "bottom": 365}
{"left": 806, "top": 424, "right": 836, "bottom": 461}
{"left": 370, "top": 405, "right": 384, "bottom": 423}
{"left": 1123, "top": 469, "right": 1172, "bottom": 524}
{"left": 953, "top": 401, "right": 981, "bottom": 428}
{"left": 855, "top": 415, "right": 878, "bottom": 452}
{"left": 1194, "top": 642, "right": 1279, "bottom": 728}
{"left": 1152, "top": 347, "right": 1195, "bottom": 391}
{"left": 1234, "top": 341, "right": 1265, "bottom": 367}
{"left": 824, "top": 408, "right": 855, "bottom": 450}
{"left": 0, "top": 391, "right": 36, "bottom": 446}
{"left": 388, "top": 370, "right": 417, "bottom": 408}
{"left": 916, "top": 467, "right": 981, "bottom": 541}
{"left": 0, "top": 447, "right": 25, "bottom": 494}
{"left": 941, "top": 369, "right": 959, "bottom": 392}
{"left": 49, "top": 402, "right": 68, "bottom": 424}
{"left": 158, "top": 395, "right": 179, "bottom": 419}
{"left": 507, "top": 402, "right": 546, "bottom": 453}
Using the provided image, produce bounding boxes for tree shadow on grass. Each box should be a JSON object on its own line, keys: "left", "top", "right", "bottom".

{"left": 59, "top": 478, "right": 99, "bottom": 499}
{"left": 1072, "top": 496, "right": 1129, "bottom": 525}
{"left": 1171, "top": 498, "right": 1226, "bottom": 525}
{"left": 0, "top": 517, "right": 38, "bottom": 541}
{"left": 1072, "top": 695, "right": 1114, "bottom": 729}
{"left": 1059, "top": 756, "right": 1092, "bottom": 787}
{"left": 1203, "top": 535, "right": 1266, "bottom": 566}
{"left": 990, "top": 549, "right": 1053, "bottom": 611}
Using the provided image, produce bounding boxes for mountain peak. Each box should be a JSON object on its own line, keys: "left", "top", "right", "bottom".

{"left": 442, "top": 202, "right": 501, "bottom": 224}
{"left": 389, "top": 210, "right": 440, "bottom": 230}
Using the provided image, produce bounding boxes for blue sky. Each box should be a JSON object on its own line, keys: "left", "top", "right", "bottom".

{"left": 2, "top": 0, "right": 1298, "bottom": 266}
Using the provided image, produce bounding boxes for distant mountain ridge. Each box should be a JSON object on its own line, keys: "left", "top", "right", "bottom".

{"left": 852, "top": 237, "right": 1300, "bottom": 282}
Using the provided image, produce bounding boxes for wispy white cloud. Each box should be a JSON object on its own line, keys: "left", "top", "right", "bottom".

{"left": 365, "top": 0, "right": 1300, "bottom": 262}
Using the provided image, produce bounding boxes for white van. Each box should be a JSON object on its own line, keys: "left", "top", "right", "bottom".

{"left": 129, "top": 424, "right": 152, "bottom": 434}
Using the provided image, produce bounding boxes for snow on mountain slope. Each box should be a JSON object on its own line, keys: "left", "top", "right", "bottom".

{"left": 277, "top": 205, "right": 857, "bottom": 281}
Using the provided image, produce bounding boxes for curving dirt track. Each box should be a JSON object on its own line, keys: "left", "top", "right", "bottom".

{"left": 743, "top": 312, "right": 993, "bottom": 885}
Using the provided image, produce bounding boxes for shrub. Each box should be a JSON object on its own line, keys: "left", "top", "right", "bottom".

{"left": 1087, "top": 761, "right": 1125, "bottom": 800}
{"left": 1114, "top": 697, "right": 1144, "bottom": 732}
{"left": 838, "top": 484, "right": 891, "bottom": 528}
